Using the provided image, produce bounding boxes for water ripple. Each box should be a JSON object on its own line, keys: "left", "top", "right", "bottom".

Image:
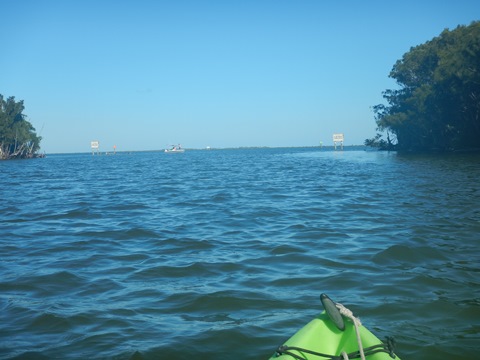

{"left": 1, "top": 149, "right": 480, "bottom": 359}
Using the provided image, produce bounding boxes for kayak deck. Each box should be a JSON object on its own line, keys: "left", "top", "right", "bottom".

{"left": 270, "top": 312, "right": 400, "bottom": 360}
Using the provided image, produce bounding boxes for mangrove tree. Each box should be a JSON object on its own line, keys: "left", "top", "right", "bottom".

{"left": 0, "top": 95, "right": 42, "bottom": 159}
{"left": 367, "top": 21, "right": 480, "bottom": 152}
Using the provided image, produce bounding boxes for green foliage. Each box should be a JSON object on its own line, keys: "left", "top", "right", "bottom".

{"left": 0, "top": 94, "right": 42, "bottom": 159}
{"left": 368, "top": 21, "right": 480, "bottom": 152}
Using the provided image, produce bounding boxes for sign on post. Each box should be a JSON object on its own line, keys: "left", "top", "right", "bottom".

{"left": 91, "top": 141, "right": 99, "bottom": 155}
{"left": 333, "top": 133, "right": 344, "bottom": 150}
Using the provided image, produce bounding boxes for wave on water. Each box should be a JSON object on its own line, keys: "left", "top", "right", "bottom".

{"left": 1, "top": 149, "right": 479, "bottom": 359}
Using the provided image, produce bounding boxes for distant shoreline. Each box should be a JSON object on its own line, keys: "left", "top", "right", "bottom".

{"left": 43, "top": 145, "right": 369, "bottom": 156}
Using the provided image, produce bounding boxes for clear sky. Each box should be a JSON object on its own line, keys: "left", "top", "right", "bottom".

{"left": 2, "top": 0, "right": 479, "bottom": 153}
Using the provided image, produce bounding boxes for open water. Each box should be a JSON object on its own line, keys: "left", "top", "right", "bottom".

{"left": 1, "top": 147, "right": 479, "bottom": 360}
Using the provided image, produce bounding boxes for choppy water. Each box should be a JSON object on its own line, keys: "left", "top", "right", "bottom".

{"left": 1, "top": 147, "right": 479, "bottom": 359}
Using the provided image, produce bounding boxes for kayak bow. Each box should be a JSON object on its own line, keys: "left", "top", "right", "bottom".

{"left": 270, "top": 294, "right": 400, "bottom": 360}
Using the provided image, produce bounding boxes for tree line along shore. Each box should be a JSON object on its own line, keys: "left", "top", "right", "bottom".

{"left": 366, "top": 21, "right": 480, "bottom": 153}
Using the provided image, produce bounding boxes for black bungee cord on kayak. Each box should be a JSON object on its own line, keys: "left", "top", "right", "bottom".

{"left": 275, "top": 338, "right": 397, "bottom": 360}
{"left": 274, "top": 294, "right": 397, "bottom": 359}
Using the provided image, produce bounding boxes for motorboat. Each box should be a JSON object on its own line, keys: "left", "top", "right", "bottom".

{"left": 165, "top": 144, "right": 185, "bottom": 153}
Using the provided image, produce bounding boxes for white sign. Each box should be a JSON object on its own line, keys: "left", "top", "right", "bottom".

{"left": 333, "top": 133, "right": 344, "bottom": 142}
{"left": 91, "top": 141, "right": 99, "bottom": 149}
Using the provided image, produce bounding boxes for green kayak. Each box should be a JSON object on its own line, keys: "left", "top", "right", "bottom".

{"left": 270, "top": 294, "right": 400, "bottom": 360}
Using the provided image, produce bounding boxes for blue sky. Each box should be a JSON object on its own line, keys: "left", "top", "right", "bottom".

{"left": 2, "top": 0, "right": 479, "bottom": 153}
